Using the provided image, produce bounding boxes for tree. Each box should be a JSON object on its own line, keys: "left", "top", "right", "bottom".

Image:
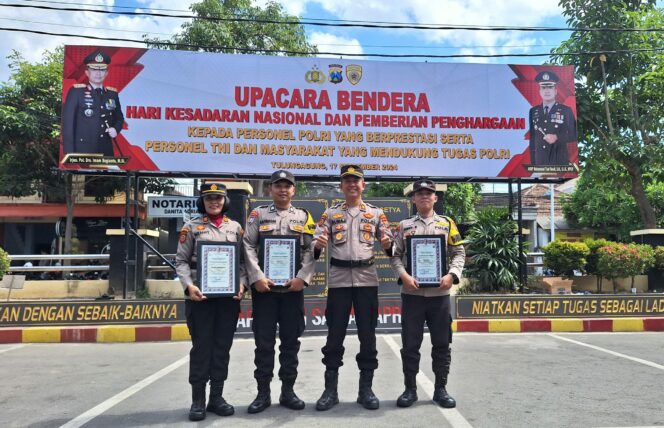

{"left": 561, "top": 160, "right": 664, "bottom": 240}
{"left": 145, "top": 0, "right": 316, "bottom": 55}
{"left": 553, "top": 0, "right": 664, "bottom": 229}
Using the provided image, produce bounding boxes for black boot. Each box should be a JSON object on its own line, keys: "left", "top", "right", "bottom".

{"left": 433, "top": 374, "right": 456, "bottom": 408}
{"left": 357, "top": 370, "right": 379, "bottom": 410}
{"left": 207, "top": 384, "right": 234, "bottom": 416}
{"left": 247, "top": 380, "right": 271, "bottom": 414}
{"left": 315, "top": 369, "right": 339, "bottom": 411}
{"left": 396, "top": 374, "right": 418, "bottom": 408}
{"left": 188, "top": 384, "right": 206, "bottom": 421}
{"left": 279, "top": 379, "right": 305, "bottom": 410}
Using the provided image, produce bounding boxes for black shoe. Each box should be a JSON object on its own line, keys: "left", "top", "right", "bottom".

{"left": 396, "top": 387, "right": 418, "bottom": 408}
{"left": 279, "top": 390, "right": 305, "bottom": 410}
{"left": 189, "top": 384, "right": 206, "bottom": 421}
{"left": 357, "top": 370, "right": 379, "bottom": 410}
{"left": 316, "top": 369, "right": 339, "bottom": 411}
{"left": 248, "top": 382, "right": 271, "bottom": 414}
{"left": 433, "top": 387, "right": 456, "bottom": 408}
{"left": 207, "top": 385, "right": 234, "bottom": 416}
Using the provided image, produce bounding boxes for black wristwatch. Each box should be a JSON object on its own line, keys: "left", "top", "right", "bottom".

{"left": 449, "top": 272, "right": 459, "bottom": 284}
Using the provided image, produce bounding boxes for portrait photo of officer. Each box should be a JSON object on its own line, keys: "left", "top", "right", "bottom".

{"left": 528, "top": 70, "right": 577, "bottom": 166}
{"left": 62, "top": 50, "right": 124, "bottom": 156}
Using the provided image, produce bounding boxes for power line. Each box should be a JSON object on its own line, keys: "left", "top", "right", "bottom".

{"left": 0, "top": 16, "right": 559, "bottom": 50}
{"left": 1, "top": 26, "right": 661, "bottom": 59}
{"left": 3, "top": 3, "right": 664, "bottom": 33}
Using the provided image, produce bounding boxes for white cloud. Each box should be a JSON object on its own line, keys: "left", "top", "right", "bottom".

{"left": 0, "top": 0, "right": 194, "bottom": 82}
{"left": 309, "top": 32, "right": 364, "bottom": 58}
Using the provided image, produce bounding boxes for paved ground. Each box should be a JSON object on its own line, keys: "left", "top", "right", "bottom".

{"left": 1, "top": 332, "right": 663, "bottom": 428}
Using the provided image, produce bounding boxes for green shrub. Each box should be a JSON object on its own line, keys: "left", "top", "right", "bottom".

{"left": 0, "top": 247, "right": 9, "bottom": 279}
{"left": 543, "top": 240, "right": 590, "bottom": 278}
{"left": 655, "top": 246, "right": 664, "bottom": 269}
{"left": 597, "top": 243, "right": 656, "bottom": 291}
{"left": 464, "top": 207, "right": 526, "bottom": 292}
{"left": 583, "top": 238, "right": 617, "bottom": 292}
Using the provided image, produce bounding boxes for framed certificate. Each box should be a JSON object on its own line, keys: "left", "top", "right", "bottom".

{"left": 259, "top": 235, "right": 300, "bottom": 287}
{"left": 406, "top": 235, "right": 446, "bottom": 288}
{"left": 196, "top": 241, "right": 240, "bottom": 296}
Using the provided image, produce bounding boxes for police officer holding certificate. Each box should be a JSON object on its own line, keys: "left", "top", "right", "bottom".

{"left": 390, "top": 179, "right": 465, "bottom": 408}
{"left": 176, "top": 183, "right": 247, "bottom": 421}
{"left": 243, "top": 170, "right": 316, "bottom": 413}
{"left": 313, "top": 165, "right": 394, "bottom": 411}
{"left": 62, "top": 50, "right": 124, "bottom": 156}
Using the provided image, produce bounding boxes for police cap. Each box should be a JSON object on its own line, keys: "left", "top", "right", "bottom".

{"left": 340, "top": 164, "right": 364, "bottom": 178}
{"left": 407, "top": 179, "right": 437, "bottom": 197}
{"left": 535, "top": 70, "right": 559, "bottom": 88}
{"left": 200, "top": 182, "right": 227, "bottom": 196}
{"left": 270, "top": 170, "right": 296, "bottom": 185}
{"left": 84, "top": 51, "right": 111, "bottom": 70}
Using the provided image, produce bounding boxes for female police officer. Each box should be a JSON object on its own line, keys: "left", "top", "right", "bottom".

{"left": 176, "top": 183, "right": 247, "bottom": 421}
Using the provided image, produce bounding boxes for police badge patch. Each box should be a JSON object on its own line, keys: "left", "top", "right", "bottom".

{"left": 346, "top": 65, "right": 362, "bottom": 85}
{"left": 328, "top": 64, "right": 343, "bottom": 84}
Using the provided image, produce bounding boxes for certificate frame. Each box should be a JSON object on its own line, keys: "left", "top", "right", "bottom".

{"left": 406, "top": 235, "right": 446, "bottom": 288}
{"left": 259, "top": 235, "right": 300, "bottom": 287}
{"left": 195, "top": 241, "right": 240, "bottom": 296}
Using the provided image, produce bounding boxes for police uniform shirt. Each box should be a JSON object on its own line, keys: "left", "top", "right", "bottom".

{"left": 243, "top": 204, "right": 316, "bottom": 287}
{"left": 390, "top": 213, "right": 465, "bottom": 297}
{"left": 62, "top": 83, "right": 124, "bottom": 156}
{"left": 529, "top": 101, "right": 576, "bottom": 166}
{"left": 313, "top": 202, "right": 394, "bottom": 288}
{"left": 175, "top": 215, "right": 247, "bottom": 293}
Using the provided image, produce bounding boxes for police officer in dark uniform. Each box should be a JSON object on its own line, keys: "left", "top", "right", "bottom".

{"left": 529, "top": 70, "right": 577, "bottom": 166}
{"left": 176, "top": 183, "right": 247, "bottom": 421}
{"left": 62, "top": 50, "right": 124, "bottom": 156}
{"left": 313, "top": 165, "right": 394, "bottom": 411}
{"left": 243, "top": 170, "right": 316, "bottom": 413}
{"left": 390, "top": 180, "right": 465, "bottom": 409}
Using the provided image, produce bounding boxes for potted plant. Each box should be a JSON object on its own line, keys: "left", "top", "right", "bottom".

{"left": 542, "top": 240, "right": 590, "bottom": 293}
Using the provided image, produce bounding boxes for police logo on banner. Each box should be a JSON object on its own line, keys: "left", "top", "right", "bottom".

{"left": 328, "top": 64, "right": 343, "bottom": 84}
{"left": 305, "top": 66, "right": 325, "bottom": 84}
{"left": 346, "top": 65, "right": 362, "bottom": 85}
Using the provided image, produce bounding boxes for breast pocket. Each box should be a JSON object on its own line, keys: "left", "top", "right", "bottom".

{"left": 289, "top": 223, "right": 305, "bottom": 244}
{"left": 359, "top": 223, "right": 375, "bottom": 244}
{"left": 332, "top": 223, "right": 347, "bottom": 245}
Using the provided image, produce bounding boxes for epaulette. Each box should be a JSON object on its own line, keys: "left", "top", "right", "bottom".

{"left": 256, "top": 204, "right": 269, "bottom": 209}
{"left": 365, "top": 202, "right": 378, "bottom": 208}
{"left": 73, "top": 83, "right": 86, "bottom": 88}
{"left": 106, "top": 86, "right": 118, "bottom": 92}
{"left": 330, "top": 202, "right": 343, "bottom": 209}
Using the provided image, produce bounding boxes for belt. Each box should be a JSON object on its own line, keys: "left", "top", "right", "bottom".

{"left": 330, "top": 257, "right": 375, "bottom": 268}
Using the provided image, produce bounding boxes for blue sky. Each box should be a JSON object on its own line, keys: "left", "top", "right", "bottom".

{"left": 0, "top": 0, "right": 571, "bottom": 82}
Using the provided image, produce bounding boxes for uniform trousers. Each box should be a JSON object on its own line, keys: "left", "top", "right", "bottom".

{"left": 400, "top": 293, "right": 452, "bottom": 377}
{"left": 185, "top": 297, "right": 240, "bottom": 386}
{"left": 322, "top": 286, "right": 378, "bottom": 371}
{"left": 251, "top": 290, "right": 305, "bottom": 382}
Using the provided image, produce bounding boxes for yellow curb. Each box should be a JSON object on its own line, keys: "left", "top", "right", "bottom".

{"left": 171, "top": 324, "right": 191, "bottom": 341}
{"left": 488, "top": 319, "right": 521, "bottom": 332}
{"left": 551, "top": 319, "right": 584, "bottom": 332}
{"left": 22, "top": 327, "right": 61, "bottom": 343}
{"left": 451, "top": 320, "right": 457, "bottom": 333}
{"left": 612, "top": 318, "right": 644, "bottom": 332}
{"left": 97, "top": 326, "right": 136, "bottom": 342}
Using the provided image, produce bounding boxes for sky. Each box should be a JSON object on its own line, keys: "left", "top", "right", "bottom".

{"left": 0, "top": 0, "right": 571, "bottom": 83}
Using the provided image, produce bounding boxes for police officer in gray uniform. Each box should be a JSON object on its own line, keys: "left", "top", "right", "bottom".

{"left": 62, "top": 50, "right": 124, "bottom": 156}
{"left": 390, "top": 179, "right": 465, "bottom": 409}
{"left": 313, "top": 165, "right": 394, "bottom": 411}
{"left": 243, "top": 170, "right": 316, "bottom": 413}
{"left": 176, "top": 183, "right": 247, "bottom": 421}
{"left": 529, "top": 70, "right": 577, "bottom": 166}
